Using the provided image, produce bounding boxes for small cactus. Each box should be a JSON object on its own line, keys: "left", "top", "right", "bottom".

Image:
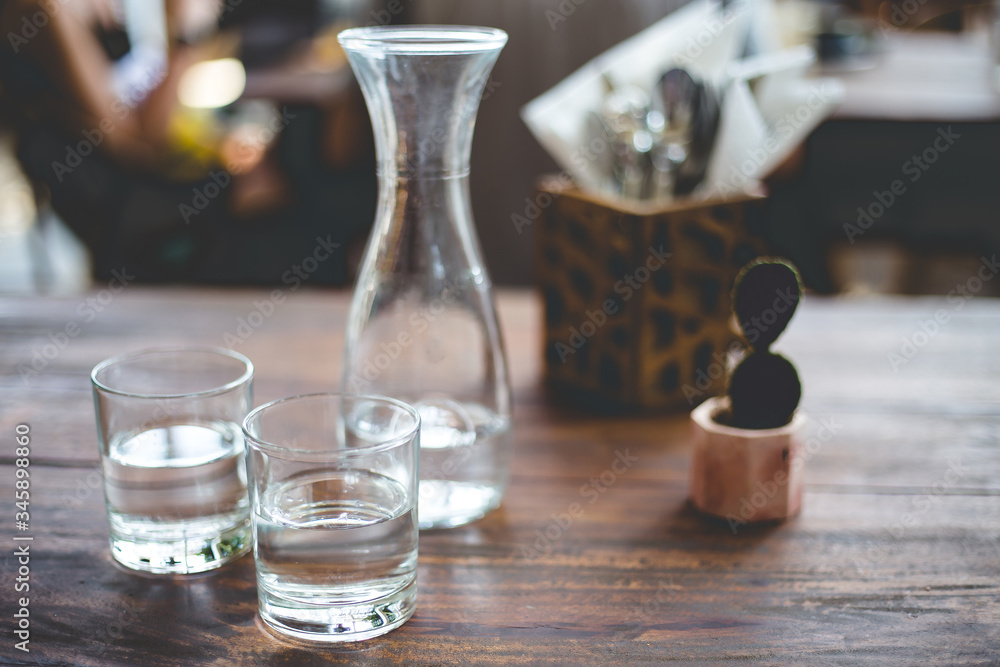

{"left": 721, "top": 258, "right": 802, "bottom": 429}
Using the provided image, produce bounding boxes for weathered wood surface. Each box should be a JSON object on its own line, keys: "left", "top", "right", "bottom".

{"left": 1, "top": 287, "right": 998, "bottom": 665}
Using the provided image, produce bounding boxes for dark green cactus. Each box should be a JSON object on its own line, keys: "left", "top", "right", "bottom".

{"left": 723, "top": 258, "right": 802, "bottom": 429}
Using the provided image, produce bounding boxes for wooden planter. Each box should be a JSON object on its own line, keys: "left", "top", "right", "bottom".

{"left": 689, "top": 397, "right": 806, "bottom": 527}
{"left": 535, "top": 177, "right": 769, "bottom": 411}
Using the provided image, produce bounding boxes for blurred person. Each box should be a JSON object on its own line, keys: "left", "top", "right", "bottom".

{"left": 0, "top": 0, "right": 374, "bottom": 284}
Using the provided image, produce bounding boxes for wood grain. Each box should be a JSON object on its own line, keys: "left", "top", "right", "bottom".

{"left": 1, "top": 287, "right": 998, "bottom": 665}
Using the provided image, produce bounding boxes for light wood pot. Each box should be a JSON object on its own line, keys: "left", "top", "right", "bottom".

{"left": 690, "top": 397, "right": 807, "bottom": 527}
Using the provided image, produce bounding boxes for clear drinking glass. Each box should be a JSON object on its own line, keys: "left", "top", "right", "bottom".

{"left": 243, "top": 393, "right": 420, "bottom": 643}
{"left": 338, "top": 26, "right": 512, "bottom": 530}
{"left": 91, "top": 347, "right": 253, "bottom": 574}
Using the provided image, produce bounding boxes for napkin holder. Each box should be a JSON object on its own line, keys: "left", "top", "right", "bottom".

{"left": 536, "top": 176, "right": 769, "bottom": 411}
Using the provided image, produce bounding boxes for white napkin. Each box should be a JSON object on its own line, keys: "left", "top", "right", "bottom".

{"left": 521, "top": 0, "right": 844, "bottom": 203}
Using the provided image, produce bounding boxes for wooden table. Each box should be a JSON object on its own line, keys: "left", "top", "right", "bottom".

{"left": 1, "top": 287, "right": 998, "bottom": 664}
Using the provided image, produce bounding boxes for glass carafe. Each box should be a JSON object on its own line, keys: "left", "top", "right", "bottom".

{"left": 338, "top": 26, "right": 511, "bottom": 529}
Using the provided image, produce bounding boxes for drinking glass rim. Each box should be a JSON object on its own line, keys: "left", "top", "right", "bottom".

{"left": 242, "top": 392, "right": 421, "bottom": 458}
{"left": 90, "top": 345, "right": 254, "bottom": 399}
{"left": 337, "top": 25, "right": 508, "bottom": 55}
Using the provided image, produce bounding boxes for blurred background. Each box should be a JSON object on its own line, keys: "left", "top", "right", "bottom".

{"left": 0, "top": 0, "right": 998, "bottom": 295}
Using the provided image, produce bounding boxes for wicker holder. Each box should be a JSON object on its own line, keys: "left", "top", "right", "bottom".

{"left": 536, "top": 177, "right": 769, "bottom": 411}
